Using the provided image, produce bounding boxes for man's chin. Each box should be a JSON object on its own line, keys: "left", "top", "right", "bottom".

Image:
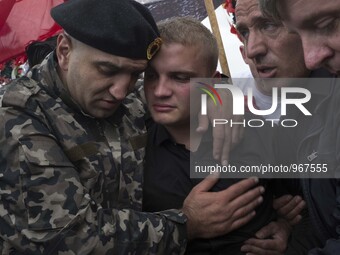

{"left": 152, "top": 116, "right": 176, "bottom": 126}
{"left": 87, "top": 109, "right": 118, "bottom": 119}
{"left": 153, "top": 119, "right": 171, "bottom": 126}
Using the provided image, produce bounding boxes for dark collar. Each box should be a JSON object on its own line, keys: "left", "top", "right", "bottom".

{"left": 151, "top": 122, "right": 191, "bottom": 151}
{"left": 153, "top": 123, "right": 175, "bottom": 146}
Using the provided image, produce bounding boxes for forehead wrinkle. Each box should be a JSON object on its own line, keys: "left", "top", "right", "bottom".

{"left": 236, "top": 14, "right": 269, "bottom": 31}
{"left": 281, "top": 0, "right": 333, "bottom": 28}
{"left": 170, "top": 70, "right": 197, "bottom": 77}
{"left": 235, "top": 1, "right": 264, "bottom": 29}
{"left": 235, "top": 0, "right": 259, "bottom": 19}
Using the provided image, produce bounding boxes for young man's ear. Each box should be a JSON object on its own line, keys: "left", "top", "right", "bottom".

{"left": 56, "top": 33, "right": 72, "bottom": 71}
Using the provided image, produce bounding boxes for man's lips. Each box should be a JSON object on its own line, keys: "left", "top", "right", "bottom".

{"left": 100, "top": 99, "right": 120, "bottom": 109}
{"left": 152, "top": 103, "right": 175, "bottom": 112}
{"left": 256, "top": 66, "right": 277, "bottom": 78}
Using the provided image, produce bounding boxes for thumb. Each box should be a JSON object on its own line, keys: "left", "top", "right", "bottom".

{"left": 195, "top": 173, "right": 220, "bottom": 192}
{"left": 196, "top": 113, "right": 209, "bottom": 133}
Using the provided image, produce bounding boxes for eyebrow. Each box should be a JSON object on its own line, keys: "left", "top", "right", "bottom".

{"left": 145, "top": 65, "right": 198, "bottom": 78}
{"left": 145, "top": 59, "right": 198, "bottom": 77}
{"left": 95, "top": 61, "right": 120, "bottom": 69}
{"left": 170, "top": 71, "right": 198, "bottom": 78}
{"left": 292, "top": 10, "right": 339, "bottom": 28}
{"left": 95, "top": 60, "right": 146, "bottom": 73}
{"left": 236, "top": 16, "right": 278, "bottom": 30}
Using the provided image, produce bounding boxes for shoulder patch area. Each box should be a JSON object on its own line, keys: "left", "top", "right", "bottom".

{"left": 0, "top": 77, "right": 41, "bottom": 108}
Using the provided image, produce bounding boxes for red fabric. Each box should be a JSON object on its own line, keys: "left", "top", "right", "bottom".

{"left": 223, "top": 0, "right": 242, "bottom": 40}
{"left": 0, "top": 0, "right": 64, "bottom": 64}
{"left": 223, "top": 0, "right": 235, "bottom": 13}
{"left": 0, "top": 0, "right": 16, "bottom": 31}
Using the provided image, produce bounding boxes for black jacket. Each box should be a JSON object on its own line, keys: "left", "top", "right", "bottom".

{"left": 275, "top": 73, "right": 340, "bottom": 254}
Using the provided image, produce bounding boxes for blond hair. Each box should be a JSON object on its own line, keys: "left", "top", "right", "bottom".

{"left": 157, "top": 17, "right": 219, "bottom": 75}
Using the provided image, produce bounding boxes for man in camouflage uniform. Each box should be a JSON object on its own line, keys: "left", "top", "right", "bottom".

{"left": 0, "top": 0, "right": 264, "bottom": 254}
{"left": 0, "top": 0, "right": 187, "bottom": 253}
{"left": 0, "top": 0, "right": 184, "bottom": 253}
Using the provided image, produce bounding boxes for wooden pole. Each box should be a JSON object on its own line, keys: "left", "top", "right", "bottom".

{"left": 204, "top": 0, "right": 231, "bottom": 78}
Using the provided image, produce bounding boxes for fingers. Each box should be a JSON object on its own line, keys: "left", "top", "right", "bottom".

{"left": 212, "top": 123, "right": 227, "bottom": 161}
{"left": 197, "top": 108, "right": 229, "bottom": 163}
{"left": 196, "top": 113, "right": 209, "bottom": 133}
{"left": 285, "top": 197, "right": 305, "bottom": 222}
{"left": 221, "top": 125, "right": 231, "bottom": 165}
{"left": 273, "top": 195, "right": 305, "bottom": 225}
{"left": 213, "top": 116, "right": 244, "bottom": 164}
{"left": 183, "top": 177, "right": 264, "bottom": 240}
{"left": 223, "top": 177, "right": 262, "bottom": 201}
{"left": 254, "top": 222, "right": 278, "bottom": 239}
{"left": 273, "top": 195, "right": 305, "bottom": 214}
{"left": 226, "top": 180, "right": 265, "bottom": 221}
{"left": 220, "top": 115, "right": 246, "bottom": 164}
{"left": 203, "top": 206, "right": 257, "bottom": 237}
{"left": 288, "top": 214, "right": 302, "bottom": 225}
{"left": 241, "top": 240, "right": 284, "bottom": 255}
{"left": 192, "top": 173, "right": 220, "bottom": 192}
{"left": 204, "top": 180, "right": 264, "bottom": 234}
{"left": 244, "top": 238, "right": 280, "bottom": 250}
{"left": 231, "top": 116, "right": 245, "bottom": 148}
{"left": 231, "top": 193, "right": 263, "bottom": 219}
{"left": 273, "top": 195, "right": 293, "bottom": 210}
{"left": 241, "top": 221, "right": 289, "bottom": 254}
{"left": 228, "top": 210, "right": 256, "bottom": 231}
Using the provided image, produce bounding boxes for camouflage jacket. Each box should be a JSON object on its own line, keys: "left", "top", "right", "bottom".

{"left": 0, "top": 53, "right": 187, "bottom": 254}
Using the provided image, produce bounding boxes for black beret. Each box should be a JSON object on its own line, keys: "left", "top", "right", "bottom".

{"left": 51, "top": 0, "right": 161, "bottom": 60}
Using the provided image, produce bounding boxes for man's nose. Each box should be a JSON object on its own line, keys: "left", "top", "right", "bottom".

{"left": 154, "top": 77, "right": 172, "bottom": 97}
{"left": 245, "top": 31, "right": 267, "bottom": 60}
{"left": 108, "top": 74, "right": 133, "bottom": 101}
{"left": 302, "top": 36, "right": 333, "bottom": 70}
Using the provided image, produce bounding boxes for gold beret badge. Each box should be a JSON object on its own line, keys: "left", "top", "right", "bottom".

{"left": 147, "top": 37, "right": 162, "bottom": 60}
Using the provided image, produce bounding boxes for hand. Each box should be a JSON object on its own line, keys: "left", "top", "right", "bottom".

{"left": 182, "top": 175, "right": 264, "bottom": 239}
{"left": 196, "top": 89, "right": 244, "bottom": 165}
{"left": 273, "top": 195, "right": 306, "bottom": 225}
{"left": 241, "top": 219, "right": 291, "bottom": 255}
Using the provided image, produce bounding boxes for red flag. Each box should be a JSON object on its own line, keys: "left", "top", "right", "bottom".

{"left": 0, "top": 0, "right": 64, "bottom": 64}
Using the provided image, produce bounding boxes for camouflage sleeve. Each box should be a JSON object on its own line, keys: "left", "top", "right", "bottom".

{"left": 0, "top": 103, "right": 187, "bottom": 254}
{"left": 134, "top": 79, "right": 147, "bottom": 106}
{"left": 133, "top": 79, "right": 153, "bottom": 123}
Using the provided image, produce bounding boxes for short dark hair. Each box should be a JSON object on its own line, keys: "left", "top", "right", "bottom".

{"left": 258, "top": 0, "right": 282, "bottom": 22}
{"left": 25, "top": 36, "right": 57, "bottom": 67}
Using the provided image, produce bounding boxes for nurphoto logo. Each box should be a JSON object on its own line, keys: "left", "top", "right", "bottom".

{"left": 195, "top": 79, "right": 312, "bottom": 128}
{"left": 198, "top": 81, "right": 223, "bottom": 115}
